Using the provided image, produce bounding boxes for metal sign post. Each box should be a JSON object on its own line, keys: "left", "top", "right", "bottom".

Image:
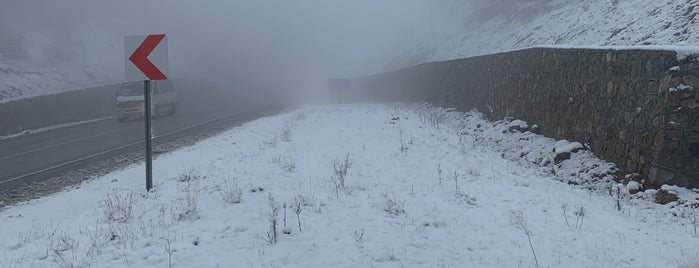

{"left": 144, "top": 80, "right": 153, "bottom": 191}
{"left": 126, "top": 34, "right": 168, "bottom": 192}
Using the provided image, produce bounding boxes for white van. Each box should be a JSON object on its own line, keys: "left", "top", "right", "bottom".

{"left": 116, "top": 80, "right": 178, "bottom": 122}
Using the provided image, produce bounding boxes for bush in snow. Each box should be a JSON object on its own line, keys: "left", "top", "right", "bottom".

{"left": 399, "top": 127, "right": 408, "bottom": 153}
{"left": 574, "top": 206, "right": 586, "bottom": 230}
{"left": 0, "top": 255, "right": 27, "bottom": 268}
{"left": 264, "top": 135, "right": 278, "bottom": 148}
{"left": 416, "top": 104, "right": 448, "bottom": 128}
{"left": 677, "top": 251, "right": 699, "bottom": 268}
{"left": 382, "top": 193, "right": 405, "bottom": 217}
{"left": 50, "top": 232, "right": 85, "bottom": 267}
{"left": 294, "top": 192, "right": 316, "bottom": 208}
{"left": 561, "top": 203, "right": 571, "bottom": 229}
{"left": 270, "top": 155, "right": 296, "bottom": 173}
{"left": 103, "top": 190, "right": 135, "bottom": 223}
{"left": 220, "top": 182, "right": 243, "bottom": 204}
{"left": 454, "top": 191, "right": 478, "bottom": 206}
{"left": 693, "top": 207, "right": 698, "bottom": 235}
{"left": 282, "top": 202, "right": 288, "bottom": 227}
{"left": 353, "top": 229, "right": 365, "bottom": 243}
{"left": 331, "top": 153, "right": 352, "bottom": 197}
{"left": 172, "top": 182, "right": 200, "bottom": 222}
{"left": 178, "top": 170, "right": 205, "bottom": 182}
{"left": 266, "top": 193, "right": 280, "bottom": 244}
{"left": 281, "top": 201, "right": 293, "bottom": 235}
{"left": 280, "top": 123, "right": 293, "bottom": 142}
{"left": 452, "top": 171, "right": 460, "bottom": 192}
{"left": 292, "top": 197, "right": 303, "bottom": 232}
{"left": 511, "top": 211, "right": 539, "bottom": 267}
{"left": 381, "top": 247, "right": 399, "bottom": 262}
{"left": 164, "top": 236, "right": 174, "bottom": 268}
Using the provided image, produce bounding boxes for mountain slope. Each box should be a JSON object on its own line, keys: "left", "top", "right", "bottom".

{"left": 0, "top": 63, "right": 112, "bottom": 103}
{"left": 397, "top": 0, "right": 699, "bottom": 66}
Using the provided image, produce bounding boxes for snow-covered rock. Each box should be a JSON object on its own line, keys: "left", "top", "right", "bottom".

{"left": 507, "top": 119, "right": 530, "bottom": 132}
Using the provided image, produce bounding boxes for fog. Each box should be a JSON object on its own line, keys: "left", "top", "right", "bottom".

{"left": 0, "top": 1, "right": 479, "bottom": 103}
{"left": 2, "top": 1, "right": 564, "bottom": 105}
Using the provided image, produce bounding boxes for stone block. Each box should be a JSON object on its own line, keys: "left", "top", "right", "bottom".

{"left": 654, "top": 131, "right": 665, "bottom": 148}
{"left": 607, "top": 81, "right": 616, "bottom": 95}
{"left": 628, "top": 63, "right": 637, "bottom": 77}
{"left": 554, "top": 152, "right": 571, "bottom": 164}
{"left": 630, "top": 147, "right": 641, "bottom": 161}
{"left": 667, "top": 112, "right": 689, "bottom": 125}
{"left": 644, "top": 132, "right": 656, "bottom": 148}
{"left": 625, "top": 159, "right": 638, "bottom": 171}
{"left": 619, "top": 81, "right": 628, "bottom": 96}
{"left": 683, "top": 75, "right": 699, "bottom": 87}
{"left": 616, "top": 142, "right": 627, "bottom": 158}
{"left": 665, "top": 130, "right": 682, "bottom": 140}
{"left": 655, "top": 189, "right": 678, "bottom": 205}
{"left": 618, "top": 129, "right": 627, "bottom": 140}
{"left": 647, "top": 81, "right": 658, "bottom": 93}
{"left": 665, "top": 92, "right": 680, "bottom": 107}
{"left": 690, "top": 143, "right": 699, "bottom": 158}
{"left": 650, "top": 113, "right": 665, "bottom": 128}
{"left": 671, "top": 76, "right": 683, "bottom": 88}
{"left": 683, "top": 99, "right": 699, "bottom": 110}
{"left": 659, "top": 75, "right": 671, "bottom": 92}
{"left": 648, "top": 166, "right": 675, "bottom": 184}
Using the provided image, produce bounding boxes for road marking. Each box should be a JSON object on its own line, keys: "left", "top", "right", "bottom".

{"left": 0, "top": 129, "right": 121, "bottom": 161}
{"left": 0, "top": 111, "right": 248, "bottom": 186}
{"left": 0, "top": 116, "right": 114, "bottom": 141}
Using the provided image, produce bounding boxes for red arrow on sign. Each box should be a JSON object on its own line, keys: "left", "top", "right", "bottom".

{"left": 129, "top": 34, "right": 167, "bottom": 80}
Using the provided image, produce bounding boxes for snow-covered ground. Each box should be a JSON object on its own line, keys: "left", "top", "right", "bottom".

{"left": 0, "top": 63, "right": 113, "bottom": 103}
{"left": 1, "top": 104, "right": 698, "bottom": 267}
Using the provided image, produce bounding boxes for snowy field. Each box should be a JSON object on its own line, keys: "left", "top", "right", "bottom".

{"left": 1, "top": 104, "right": 698, "bottom": 268}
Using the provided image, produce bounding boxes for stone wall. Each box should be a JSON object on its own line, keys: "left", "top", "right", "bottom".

{"left": 352, "top": 47, "right": 699, "bottom": 188}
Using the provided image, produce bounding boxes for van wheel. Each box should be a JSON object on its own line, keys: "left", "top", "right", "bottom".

{"left": 168, "top": 103, "right": 176, "bottom": 116}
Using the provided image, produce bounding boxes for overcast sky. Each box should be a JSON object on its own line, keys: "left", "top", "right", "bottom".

{"left": 1, "top": 1, "right": 476, "bottom": 79}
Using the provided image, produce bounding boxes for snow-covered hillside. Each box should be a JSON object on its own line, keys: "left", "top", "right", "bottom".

{"left": 1, "top": 104, "right": 697, "bottom": 267}
{"left": 396, "top": 0, "right": 699, "bottom": 67}
{"left": 0, "top": 63, "right": 114, "bottom": 103}
{"left": 0, "top": 26, "right": 119, "bottom": 103}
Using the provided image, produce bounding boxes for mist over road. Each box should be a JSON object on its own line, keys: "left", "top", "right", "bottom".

{"left": 0, "top": 80, "right": 283, "bottom": 191}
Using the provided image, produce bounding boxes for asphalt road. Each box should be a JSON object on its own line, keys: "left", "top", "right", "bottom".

{"left": 0, "top": 83, "right": 283, "bottom": 191}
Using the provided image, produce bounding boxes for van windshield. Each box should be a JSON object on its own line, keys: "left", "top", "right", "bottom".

{"left": 118, "top": 84, "right": 143, "bottom": 97}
